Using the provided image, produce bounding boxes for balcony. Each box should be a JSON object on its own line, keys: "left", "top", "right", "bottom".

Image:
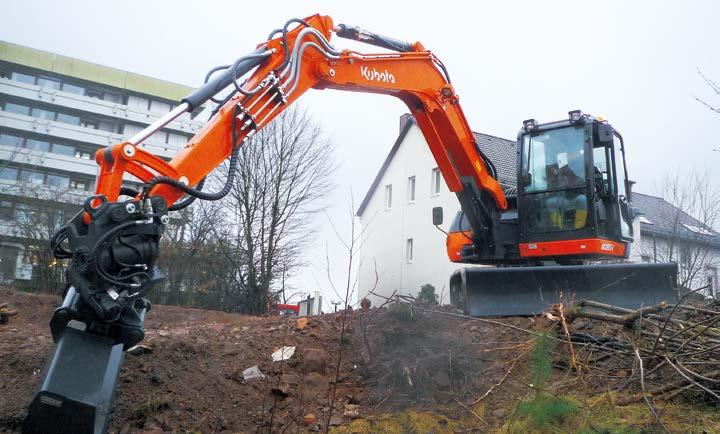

{"left": 0, "top": 179, "right": 89, "bottom": 204}
{"left": 0, "top": 77, "right": 204, "bottom": 136}
{"left": 1, "top": 143, "right": 98, "bottom": 176}
{"left": 0, "top": 110, "right": 178, "bottom": 159}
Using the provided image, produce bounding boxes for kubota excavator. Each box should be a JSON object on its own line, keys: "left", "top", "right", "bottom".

{"left": 22, "top": 14, "right": 677, "bottom": 433}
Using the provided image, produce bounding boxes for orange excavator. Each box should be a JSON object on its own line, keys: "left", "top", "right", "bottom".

{"left": 23, "top": 14, "right": 676, "bottom": 433}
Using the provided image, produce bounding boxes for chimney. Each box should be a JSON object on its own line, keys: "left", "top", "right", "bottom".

{"left": 399, "top": 113, "right": 413, "bottom": 133}
{"left": 626, "top": 180, "right": 636, "bottom": 201}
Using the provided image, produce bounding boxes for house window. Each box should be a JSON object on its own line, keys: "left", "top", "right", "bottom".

{"left": 406, "top": 238, "right": 414, "bottom": 263}
{"left": 25, "top": 139, "right": 51, "bottom": 152}
{"left": 640, "top": 255, "right": 652, "bottom": 263}
{"left": 150, "top": 99, "right": 171, "bottom": 114}
{"left": 86, "top": 89, "right": 104, "bottom": 100}
{"left": 679, "top": 244, "right": 692, "bottom": 267}
{"left": 0, "top": 201, "right": 14, "bottom": 220}
{"left": 407, "top": 176, "right": 416, "bottom": 203}
{"left": 11, "top": 72, "right": 35, "bottom": 84}
{"left": 62, "top": 83, "right": 85, "bottom": 95}
{"left": 75, "top": 150, "right": 92, "bottom": 159}
{"left": 80, "top": 118, "right": 99, "bottom": 129}
{"left": 385, "top": 184, "right": 393, "bottom": 210}
{"left": 431, "top": 167, "right": 441, "bottom": 196}
{"left": 0, "top": 133, "right": 23, "bottom": 147}
{"left": 37, "top": 77, "right": 61, "bottom": 90}
{"left": 4, "top": 102, "right": 30, "bottom": 116}
{"left": 56, "top": 113, "right": 80, "bottom": 126}
{"left": 103, "top": 92, "right": 122, "bottom": 104}
{"left": 0, "top": 167, "right": 18, "bottom": 181}
{"left": 31, "top": 107, "right": 55, "bottom": 121}
{"left": 70, "top": 180, "right": 88, "bottom": 191}
{"left": 19, "top": 169, "right": 44, "bottom": 185}
{"left": 46, "top": 174, "right": 70, "bottom": 189}
{"left": 98, "top": 121, "right": 116, "bottom": 133}
{"left": 127, "top": 95, "right": 150, "bottom": 111}
{"left": 51, "top": 143, "right": 75, "bottom": 156}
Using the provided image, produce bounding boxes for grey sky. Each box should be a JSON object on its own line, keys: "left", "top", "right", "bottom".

{"left": 3, "top": 1, "right": 719, "bottom": 305}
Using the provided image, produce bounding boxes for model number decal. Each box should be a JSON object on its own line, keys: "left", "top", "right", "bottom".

{"left": 40, "top": 395, "right": 63, "bottom": 407}
{"left": 601, "top": 243, "right": 614, "bottom": 251}
{"left": 360, "top": 66, "right": 395, "bottom": 83}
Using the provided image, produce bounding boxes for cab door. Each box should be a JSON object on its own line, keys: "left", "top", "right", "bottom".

{"left": 591, "top": 123, "right": 632, "bottom": 242}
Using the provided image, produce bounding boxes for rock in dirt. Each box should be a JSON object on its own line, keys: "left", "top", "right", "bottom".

{"left": 329, "top": 415, "right": 343, "bottom": 426}
{"left": 271, "top": 346, "right": 296, "bottom": 362}
{"left": 303, "top": 413, "right": 317, "bottom": 425}
{"left": 242, "top": 365, "right": 265, "bottom": 382}
{"left": 343, "top": 404, "right": 360, "bottom": 419}
{"left": 303, "top": 349, "right": 327, "bottom": 374}
{"left": 127, "top": 344, "right": 153, "bottom": 355}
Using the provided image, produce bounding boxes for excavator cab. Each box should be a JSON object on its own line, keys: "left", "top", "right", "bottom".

{"left": 447, "top": 111, "right": 677, "bottom": 317}
{"left": 517, "top": 110, "right": 633, "bottom": 261}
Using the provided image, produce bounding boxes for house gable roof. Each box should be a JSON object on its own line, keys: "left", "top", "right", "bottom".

{"left": 356, "top": 115, "right": 516, "bottom": 216}
{"left": 632, "top": 192, "right": 720, "bottom": 246}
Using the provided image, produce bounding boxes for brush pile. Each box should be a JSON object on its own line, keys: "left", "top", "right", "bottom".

{"left": 548, "top": 291, "right": 720, "bottom": 410}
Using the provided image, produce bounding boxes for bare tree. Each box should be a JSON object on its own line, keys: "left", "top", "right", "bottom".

{"left": 695, "top": 68, "right": 720, "bottom": 114}
{"left": 641, "top": 169, "right": 720, "bottom": 299}
{"left": 10, "top": 185, "right": 78, "bottom": 292}
{"left": 222, "top": 107, "right": 334, "bottom": 313}
{"left": 153, "top": 199, "right": 235, "bottom": 307}
{"left": 154, "top": 107, "right": 334, "bottom": 313}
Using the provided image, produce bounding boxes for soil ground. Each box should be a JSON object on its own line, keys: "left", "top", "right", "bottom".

{"left": 1, "top": 287, "right": 718, "bottom": 433}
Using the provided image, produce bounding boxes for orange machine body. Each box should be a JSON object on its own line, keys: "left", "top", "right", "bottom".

{"left": 91, "top": 14, "right": 507, "bottom": 223}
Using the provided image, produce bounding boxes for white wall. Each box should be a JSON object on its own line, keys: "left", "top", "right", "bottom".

{"left": 358, "top": 124, "right": 462, "bottom": 305}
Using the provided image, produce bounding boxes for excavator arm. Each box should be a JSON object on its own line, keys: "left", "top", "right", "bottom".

{"left": 95, "top": 14, "right": 505, "bottom": 210}
{"left": 24, "top": 14, "right": 506, "bottom": 434}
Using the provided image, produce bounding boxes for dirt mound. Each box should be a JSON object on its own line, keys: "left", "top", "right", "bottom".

{"left": 0, "top": 288, "right": 362, "bottom": 433}
{"left": 2, "top": 287, "right": 719, "bottom": 433}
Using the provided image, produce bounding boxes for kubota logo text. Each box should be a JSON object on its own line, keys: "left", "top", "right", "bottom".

{"left": 601, "top": 243, "right": 614, "bottom": 251}
{"left": 360, "top": 66, "right": 395, "bottom": 83}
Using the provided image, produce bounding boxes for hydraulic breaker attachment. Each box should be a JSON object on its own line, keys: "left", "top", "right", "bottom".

{"left": 450, "top": 262, "right": 678, "bottom": 317}
{"left": 23, "top": 287, "right": 149, "bottom": 434}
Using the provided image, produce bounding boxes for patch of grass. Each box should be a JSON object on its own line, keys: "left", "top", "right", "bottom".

{"left": 516, "top": 394, "right": 578, "bottom": 427}
{"left": 130, "top": 396, "right": 172, "bottom": 421}
{"left": 333, "top": 411, "right": 461, "bottom": 433}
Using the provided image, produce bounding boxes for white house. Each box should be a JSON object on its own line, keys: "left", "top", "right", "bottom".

{"left": 357, "top": 115, "right": 720, "bottom": 304}
{"left": 356, "top": 114, "right": 516, "bottom": 304}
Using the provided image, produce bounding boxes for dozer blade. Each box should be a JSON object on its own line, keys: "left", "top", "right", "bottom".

{"left": 450, "top": 262, "right": 678, "bottom": 317}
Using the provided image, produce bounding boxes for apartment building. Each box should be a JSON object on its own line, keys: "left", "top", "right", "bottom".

{"left": 0, "top": 40, "right": 204, "bottom": 283}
